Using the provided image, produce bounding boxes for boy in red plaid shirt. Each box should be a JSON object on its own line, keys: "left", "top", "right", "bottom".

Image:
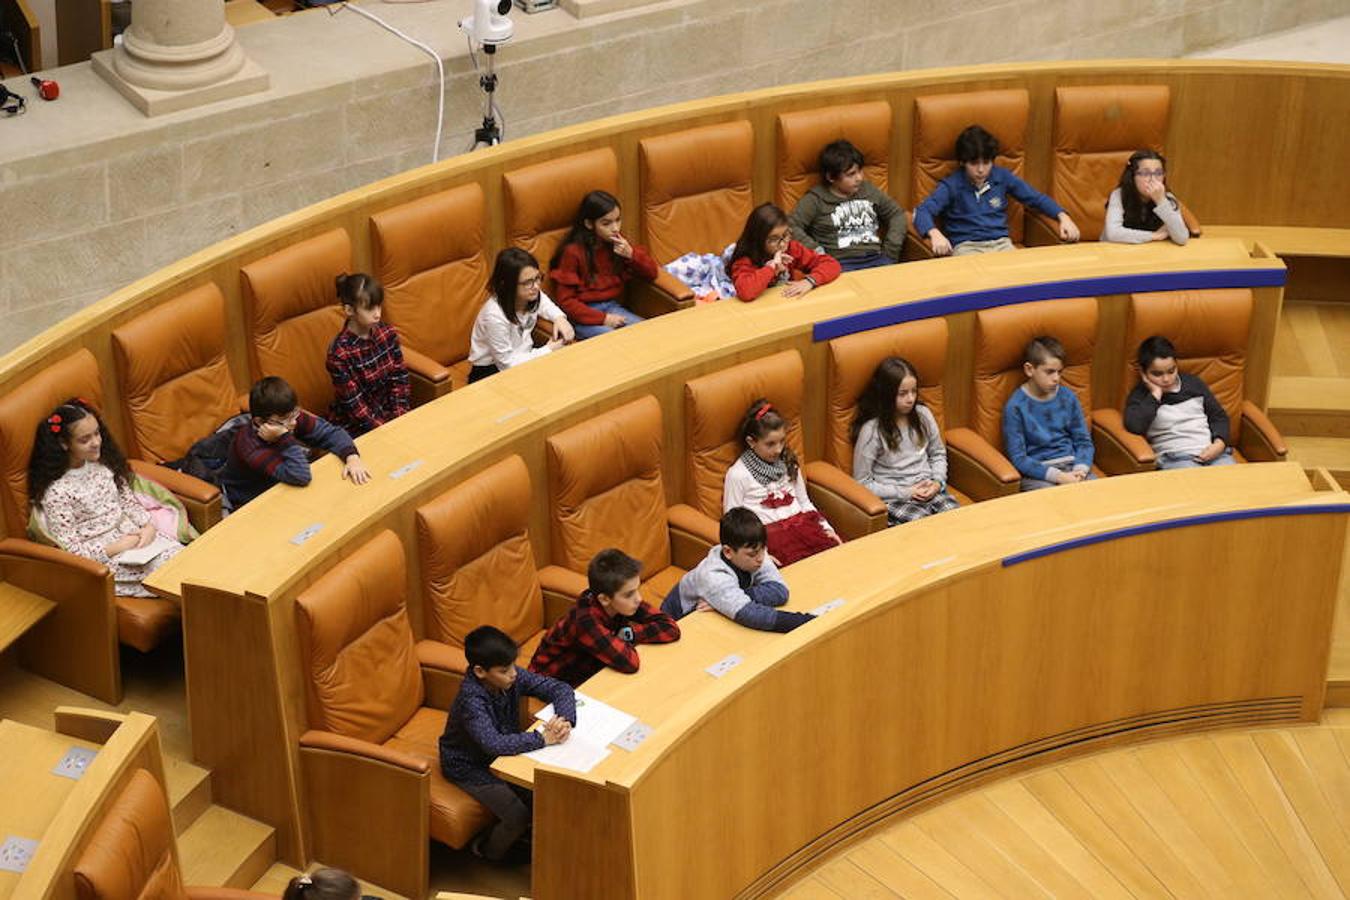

{"left": 325, "top": 273, "right": 411, "bottom": 437}
{"left": 529, "top": 548, "right": 680, "bottom": 687}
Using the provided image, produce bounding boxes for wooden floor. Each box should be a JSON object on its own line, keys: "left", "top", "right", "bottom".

{"left": 773, "top": 713, "right": 1350, "bottom": 899}
{"left": 1276, "top": 303, "right": 1350, "bottom": 380}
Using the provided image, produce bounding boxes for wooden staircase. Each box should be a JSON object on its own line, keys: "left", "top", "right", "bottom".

{"left": 163, "top": 755, "right": 277, "bottom": 890}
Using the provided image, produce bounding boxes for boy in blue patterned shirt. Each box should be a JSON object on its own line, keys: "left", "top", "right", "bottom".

{"left": 1002, "top": 336, "right": 1095, "bottom": 491}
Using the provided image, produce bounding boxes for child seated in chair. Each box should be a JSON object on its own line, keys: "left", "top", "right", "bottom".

{"left": 440, "top": 626, "right": 576, "bottom": 863}
{"left": 663, "top": 507, "right": 814, "bottom": 633}
{"left": 789, "top": 139, "right": 906, "bottom": 271}
{"left": 1003, "top": 336, "right": 1095, "bottom": 491}
{"left": 1124, "top": 335, "right": 1235, "bottom": 469}
{"left": 549, "top": 191, "right": 656, "bottom": 339}
{"left": 913, "top": 124, "right": 1079, "bottom": 256}
{"left": 221, "top": 376, "right": 370, "bottom": 510}
{"left": 325, "top": 272, "right": 411, "bottom": 437}
{"left": 529, "top": 548, "right": 681, "bottom": 687}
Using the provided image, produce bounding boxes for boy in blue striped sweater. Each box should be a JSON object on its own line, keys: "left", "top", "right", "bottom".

{"left": 1002, "top": 336, "right": 1095, "bottom": 491}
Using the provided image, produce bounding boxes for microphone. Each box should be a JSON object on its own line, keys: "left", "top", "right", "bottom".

{"left": 30, "top": 76, "right": 58, "bottom": 101}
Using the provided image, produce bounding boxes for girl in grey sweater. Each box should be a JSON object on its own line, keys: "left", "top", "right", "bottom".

{"left": 851, "top": 357, "right": 960, "bottom": 525}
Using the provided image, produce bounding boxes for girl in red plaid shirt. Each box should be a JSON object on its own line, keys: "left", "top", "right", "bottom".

{"left": 325, "top": 273, "right": 411, "bottom": 437}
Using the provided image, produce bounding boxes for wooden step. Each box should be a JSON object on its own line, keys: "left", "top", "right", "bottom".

{"left": 180, "top": 804, "right": 275, "bottom": 889}
{"left": 164, "top": 754, "right": 212, "bottom": 836}
{"left": 1269, "top": 377, "right": 1350, "bottom": 438}
{"left": 1284, "top": 437, "right": 1350, "bottom": 483}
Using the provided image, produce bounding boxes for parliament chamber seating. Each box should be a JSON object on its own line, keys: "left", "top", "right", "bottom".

{"left": 502, "top": 147, "right": 691, "bottom": 322}
{"left": 775, "top": 100, "right": 893, "bottom": 214}
{"left": 369, "top": 183, "right": 490, "bottom": 401}
{"left": 73, "top": 768, "right": 268, "bottom": 900}
{"left": 682, "top": 349, "right": 881, "bottom": 542}
{"left": 638, "top": 121, "right": 754, "bottom": 272}
{"left": 969, "top": 296, "right": 1103, "bottom": 484}
{"left": 821, "top": 317, "right": 978, "bottom": 518}
{"left": 1039, "top": 84, "right": 1202, "bottom": 245}
{"left": 906, "top": 88, "right": 1034, "bottom": 259}
{"left": 414, "top": 454, "right": 553, "bottom": 696}
{"left": 294, "top": 529, "right": 490, "bottom": 900}
{"left": 239, "top": 227, "right": 351, "bottom": 416}
{"left": 1114, "top": 288, "right": 1288, "bottom": 467}
{"left": 110, "top": 283, "right": 238, "bottom": 532}
{"left": 0, "top": 349, "right": 185, "bottom": 704}
{"left": 542, "top": 395, "right": 715, "bottom": 608}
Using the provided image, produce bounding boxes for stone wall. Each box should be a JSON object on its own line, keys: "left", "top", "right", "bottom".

{"left": 0, "top": 0, "right": 1342, "bottom": 353}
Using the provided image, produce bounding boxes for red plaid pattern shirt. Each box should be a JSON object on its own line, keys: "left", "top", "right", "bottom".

{"left": 528, "top": 590, "right": 680, "bottom": 687}
{"left": 325, "top": 321, "right": 412, "bottom": 436}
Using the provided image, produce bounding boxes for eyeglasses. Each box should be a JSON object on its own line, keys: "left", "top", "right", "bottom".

{"left": 766, "top": 231, "right": 791, "bottom": 247}
{"left": 1134, "top": 169, "right": 1166, "bottom": 179}
{"left": 517, "top": 275, "right": 543, "bottom": 287}
{"left": 265, "top": 411, "right": 300, "bottom": 429}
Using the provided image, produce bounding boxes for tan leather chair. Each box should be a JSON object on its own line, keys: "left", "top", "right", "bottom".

{"left": 0, "top": 349, "right": 178, "bottom": 703}
{"left": 640, "top": 121, "right": 755, "bottom": 270}
{"left": 907, "top": 89, "right": 1031, "bottom": 259}
{"left": 111, "top": 283, "right": 241, "bottom": 532}
{"left": 503, "top": 148, "right": 691, "bottom": 321}
{"left": 73, "top": 768, "right": 267, "bottom": 900}
{"left": 823, "top": 317, "right": 988, "bottom": 522}
{"left": 295, "top": 529, "right": 491, "bottom": 900}
{"left": 239, "top": 228, "right": 349, "bottom": 415}
{"left": 967, "top": 297, "right": 1101, "bottom": 493}
{"left": 1103, "top": 289, "right": 1286, "bottom": 470}
{"left": 682, "top": 349, "right": 879, "bottom": 543}
{"left": 542, "top": 396, "right": 716, "bottom": 607}
{"left": 1039, "top": 85, "right": 1201, "bottom": 245}
{"left": 370, "top": 184, "right": 491, "bottom": 402}
{"left": 415, "top": 455, "right": 553, "bottom": 705}
{"left": 776, "top": 101, "right": 892, "bottom": 214}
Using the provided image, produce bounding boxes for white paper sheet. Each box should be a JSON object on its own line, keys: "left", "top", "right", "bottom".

{"left": 522, "top": 737, "right": 611, "bottom": 774}
{"left": 535, "top": 691, "right": 636, "bottom": 748}
{"left": 113, "top": 535, "right": 177, "bottom": 566}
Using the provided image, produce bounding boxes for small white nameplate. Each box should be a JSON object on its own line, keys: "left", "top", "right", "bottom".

{"left": 920, "top": 555, "right": 956, "bottom": 570}
{"left": 705, "top": 654, "right": 743, "bottom": 678}
{"left": 495, "top": 407, "right": 527, "bottom": 423}
{"left": 389, "top": 460, "right": 424, "bottom": 480}
{"left": 52, "top": 746, "right": 97, "bottom": 780}
{"left": 0, "top": 837, "right": 38, "bottom": 874}
{"left": 809, "top": 598, "right": 845, "bottom": 616}
{"left": 290, "top": 524, "right": 323, "bottom": 545}
{"left": 612, "top": 721, "right": 653, "bottom": 752}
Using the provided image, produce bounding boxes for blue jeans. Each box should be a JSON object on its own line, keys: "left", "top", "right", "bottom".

{"left": 1020, "top": 470, "right": 1097, "bottom": 491}
{"left": 572, "top": 301, "right": 644, "bottom": 340}
{"left": 1157, "top": 448, "right": 1236, "bottom": 470}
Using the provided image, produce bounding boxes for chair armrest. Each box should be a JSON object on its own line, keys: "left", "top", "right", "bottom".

{"left": 901, "top": 223, "right": 936, "bottom": 261}
{"left": 298, "top": 730, "right": 431, "bottom": 899}
{"left": 403, "top": 346, "right": 455, "bottom": 407}
{"left": 1090, "top": 409, "right": 1156, "bottom": 474}
{"left": 532, "top": 317, "right": 556, "bottom": 346}
{"left": 1238, "top": 401, "right": 1287, "bottom": 462}
{"left": 667, "top": 503, "right": 720, "bottom": 570}
{"left": 1179, "top": 201, "right": 1203, "bottom": 237}
{"left": 0, "top": 536, "right": 107, "bottom": 577}
{"left": 300, "top": 730, "right": 429, "bottom": 773}
{"left": 415, "top": 639, "right": 464, "bottom": 710}
{"left": 802, "top": 461, "right": 887, "bottom": 542}
{"left": 1022, "top": 211, "right": 1061, "bottom": 247}
{"left": 416, "top": 639, "right": 461, "bottom": 673}
{"left": 128, "top": 459, "right": 221, "bottom": 532}
{"left": 626, "top": 273, "right": 695, "bottom": 320}
{"left": 943, "top": 428, "right": 1019, "bottom": 501}
{"left": 538, "top": 565, "right": 587, "bottom": 625}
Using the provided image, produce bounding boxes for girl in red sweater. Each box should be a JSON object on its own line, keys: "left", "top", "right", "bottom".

{"left": 729, "top": 203, "right": 842, "bottom": 302}
{"left": 548, "top": 191, "right": 657, "bottom": 339}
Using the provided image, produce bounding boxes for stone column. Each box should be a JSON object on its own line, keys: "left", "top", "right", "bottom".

{"left": 92, "top": 0, "right": 268, "bottom": 116}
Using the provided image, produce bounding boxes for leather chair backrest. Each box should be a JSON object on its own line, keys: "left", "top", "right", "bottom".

{"left": 1052, "top": 85, "right": 1170, "bottom": 243}
{"left": 295, "top": 529, "right": 423, "bottom": 744}
{"left": 239, "top": 228, "right": 350, "bottom": 415}
{"left": 111, "top": 283, "right": 240, "bottom": 464}
{"left": 683, "top": 350, "right": 805, "bottom": 520}
{"left": 415, "top": 454, "right": 543, "bottom": 650}
{"left": 824, "top": 318, "right": 949, "bottom": 471}
{"left": 640, "top": 121, "right": 754, "bottom": 262}
{"left": 1125, "top": 288, "right": 1251, "bottom": 441}
{"left": 0, "top": 348, "right": 104, "bottom": 535}
{"left": 546, "top": 395, "right": 671, "bottom": 576}
{"left": 776, "top": 101, "right": 892, "bottom": 213}
{"left": 74, "top": 769, "right": 187, "bottom": 900}
{"left": 503, "top": 148, "right": 620, "bottom": 295}
{"left": 913, "top": 89, "right": 1030, "bottom": 243}
{"left": 371, "top": 183, "right": 490, "bottom": 370}
{"left": 972, "top": 297, "right": 1098, "bottom": 450}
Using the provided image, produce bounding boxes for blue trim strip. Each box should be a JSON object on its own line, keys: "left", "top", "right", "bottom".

{"left": 813, "top": 267, "right": 1288, "bottom": 342}
{"left": 1001, "top": 503, "right": 1350, "bottom": 568}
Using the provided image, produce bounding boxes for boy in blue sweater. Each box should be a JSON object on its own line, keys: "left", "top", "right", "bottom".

{"left": 662, "top": 508, "right": 815, "bottom": 633}
{"left": 1002, "top": 336, "right": 1094, "bottom": 491}
{"left": 913, "top": 125, "right": 1080, "bottom": 256}
{"left": 439, "top": 625, "right": 576, "bottom": 863}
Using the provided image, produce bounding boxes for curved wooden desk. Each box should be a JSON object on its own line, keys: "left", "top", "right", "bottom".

{"left": 500, "top": 463, "right": 1346, "bottom": 900}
